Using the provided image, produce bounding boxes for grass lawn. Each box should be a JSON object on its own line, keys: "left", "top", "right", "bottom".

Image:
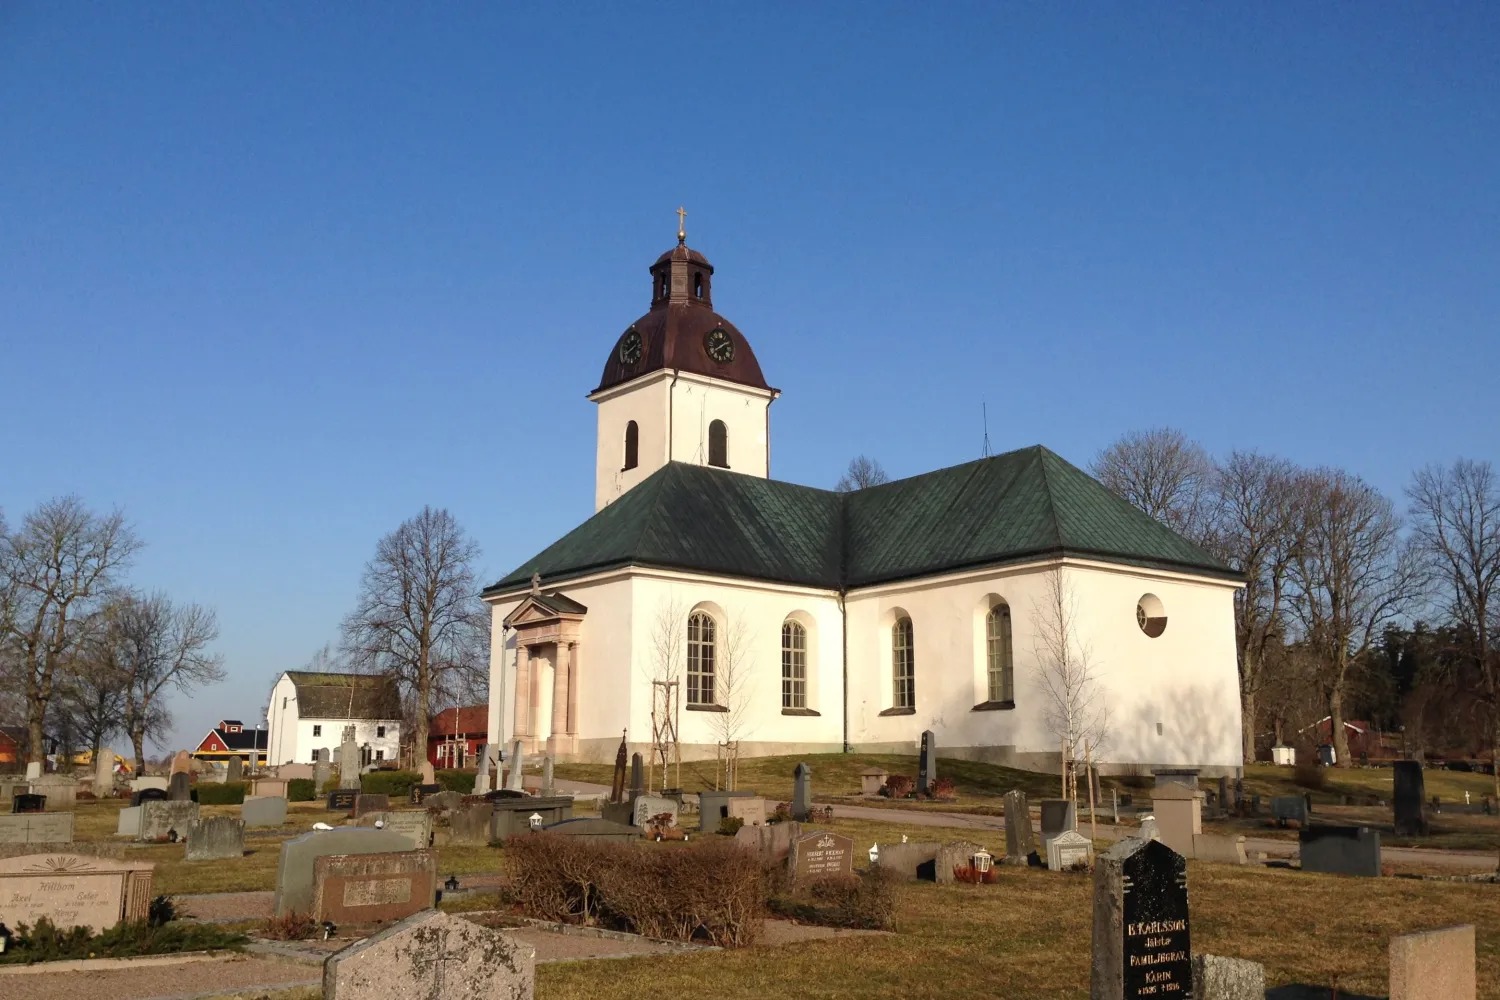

{"left": 1242, "top": 761, "right": 1499, "bottom": 805}
{"left": 536, "top": 854, "right": 1500, "bottom": 1000}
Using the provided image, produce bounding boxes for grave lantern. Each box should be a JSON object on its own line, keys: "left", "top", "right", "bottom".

{"left": 971, "top": 849, "right": 993, "bottom": 874}
{"left": 868, "top": 844, "right": 879, "bottom": 864}
{"left": 528, "top": 812, "right": 544, "bottom": 830}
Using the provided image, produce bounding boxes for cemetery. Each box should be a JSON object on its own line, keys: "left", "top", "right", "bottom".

{"left": 0, "top": 749, "right": 1494, "bottom": 1000}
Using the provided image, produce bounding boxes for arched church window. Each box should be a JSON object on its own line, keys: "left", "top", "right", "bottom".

{"left": 623, "top": 421, "right": 639, "bottom": 471}
{"left": 708, "top": 420, "right": 729, "bottom": 468}
{"left": 694, "top": 271, "right": 704, "bottom": 298}
{"left": 687, "top": 611, "right": 717, "bottom": 705}
{"left": 781, "top": 621, "right": 807, "bottom": 709}
{"left": 986, "top": 602, "right": 1014, "bottom": 704}
{"left": 893, "top": 617, "right": 915, "bottom": 709}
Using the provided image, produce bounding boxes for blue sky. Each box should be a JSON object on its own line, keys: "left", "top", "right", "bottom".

{"left": 2, "top": 5, "right": 1496, "bottom": 754}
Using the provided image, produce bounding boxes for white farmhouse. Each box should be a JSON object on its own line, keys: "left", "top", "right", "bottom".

{"left": 482, "top": 231, "right": 1244, "bottom": 776}
{"left": 265, "top": 671, "right": 403, "bottom": 767}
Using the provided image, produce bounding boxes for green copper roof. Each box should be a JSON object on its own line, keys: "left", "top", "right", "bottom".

{"left": 484, "top": 446, "right": 1234, "bottom": 597}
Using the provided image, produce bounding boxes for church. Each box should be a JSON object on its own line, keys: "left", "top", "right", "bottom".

{"left": 482, "top": 222, "right": 1244, "bottom": 777}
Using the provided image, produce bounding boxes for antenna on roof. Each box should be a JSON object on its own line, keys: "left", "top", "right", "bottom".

{"left": 982, "top": 401, "right": 992, "bottom": 458}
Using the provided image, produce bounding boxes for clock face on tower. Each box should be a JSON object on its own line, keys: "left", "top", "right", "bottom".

{"left": 704, "top": 327, "right": 734, "bottom": 364}
{"left": 618, "top": 328, "right": 642, "bottom": 365}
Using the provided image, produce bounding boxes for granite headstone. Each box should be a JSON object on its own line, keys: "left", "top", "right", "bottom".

{"left": 273, "top": 827, "right": 415, "bottom": 917}
{"left": 1393, "top": 760, "right": 1429, "bottom": 838}
{"left": 918, "top": 730, "right": 937, "bottom": 796}
{"left": 1091, "top": 837, "right": 1192, "bottom": 1000}
{"left": 792, "top": 762, "right": 812, "bottom": 821}
{"left": 322, "top": 908, "right": 535, "bottom": 1000}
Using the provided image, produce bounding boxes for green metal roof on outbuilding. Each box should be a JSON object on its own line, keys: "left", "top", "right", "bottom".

{"left": 483, "top": 446, "right": 1235, "bottom": 598}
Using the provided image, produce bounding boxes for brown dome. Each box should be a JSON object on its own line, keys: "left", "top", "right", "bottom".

{"left": 593, "top": 243, "right": 772, "bottom": 394}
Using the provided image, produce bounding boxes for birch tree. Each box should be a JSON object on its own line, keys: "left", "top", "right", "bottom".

{"left": 1031, "top": 568, "right": 1109, "bottom": 803}
{"left": 709, "top": 608, "right": 755, "bottom": 790}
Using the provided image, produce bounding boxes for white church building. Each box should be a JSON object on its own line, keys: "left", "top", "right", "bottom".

{"left": 482, "top": 230, "right": 1244, "bottom": 776}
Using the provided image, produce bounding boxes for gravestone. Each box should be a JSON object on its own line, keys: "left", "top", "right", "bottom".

{"left": 314, "top": 761, "right": 332, "bottom": 791}
{"left": 697, "top": 790, "right": 754, "bottom": 831}
{"left": 634, "top": 794, "right": 680, "bottom": 828}
{"left": 474, "top": 744, "right": 492, "bottom": 794}
{"left": 934, "top": 840, "right": 985, "bottom": 884}
{"left": 358, "top": 810, "right": 434, "bottom": 850}
{"left": 354, "top": 793, "right": 391, "bottom": 817}
{"left": 1151, "top": 768, "right": 1199, "bottom": 790}
{"left": 491, "top": 796, "right": 572, "bottom": 841}
{"left": 139, "top": 800, "right": 199, "bottom": 842}
{"left": 1004, "top": 789, "right": 1037, "bottom": 863}
{"left": 540, "top": 817, "right": 637, "bottom": 843}
{"left": 542, "top": 755, "right": 554, "bottom": 796}
{"left": 168, "top": 772, "right": 192, "bottom": 802}
{"left": 25, "top": 761, "right": 41, "bottom": 781}
{"left": 792, "top": 762, "right": 812, "bottom": 821}
{"left": 328, "top": 789, "right": 360, "bottom": 812}
{"left": 170, "top": 750, "right": 192, "bottom": 775}
{"left": 279, "top": 762, "right": 314, "bottom": 780}
{"left": 424, "top": 790, "right": 463, "bottom": 812}
{"left": 1151, "top": 783, "right": 1202, "bottom": 858}
{"left": 95, "top": 751, "right": 116, "bottom": 793}
{"left": 1299, "top": 825, "right": 1381, "bottom": 877}
{"left": 340, "top": 739, "right": 362, "bottom": 788}
{"left": 184, "top": 816, "right": 245, "bottom": 861}
{"left": 789, "top": 830, "right": 853, "bottom": 883}
{"left": 860, "top": 768, "right": 889, "bottom": 797}
{"left": 1040, "top": 798, "right": 1076, "bottom": 840}
{"left": 874, "top": 841, "right": 940, "bottom": 880}
{"left": 0, "top": 813, "right": 74, "bottom": 844}
{"left": 252, "top": 777, "right": 289, "bottom": 798}
{"left": 1191, "top": 834, "right": 1248, "bottom": 866}
{"left": 1271, "top": 796, "right": 1308, "bottom": 827}
{"left": 449, "top": 803, "right": 495, "bottom": 845}
{"left": 0, "top": 852, "right": 155, "bottom": 933}
{"left": 1393, "top": 761, "right": 1429, "bottom": 837}
{"left": 273, "top": 827, "right": 415, "bottom": 917}
{"left": 506, "top": 740, "right": 525, "bottom": 791}
{"left": 1192, "top": 954, "right": 1264, "bottom": 1000}
{"left": 226, "top": 756, "right": 243, "bottom": 784}
{"left": 1091, "top": 837, "right": 1192, "bottom": 1000}
{"left": 131, "top": 775, "right": 169, "bottom": 795}
{"left": 725, "top": 797, "right": 764, "bottom": 827}
{"left": 12, "top": 793, "right": 46, "bottom": 814}
{"left": 734, "top": 820, "right": 800, "bottom": 863}
{"left": 243, "top": 795, "right": 289, "bottom": 828}
{"left": 419, "top": 761, "right": 436, "bottom": 785}
{"left": 0, "top": 776, "right": 26, "bottom": 804}
{"left": 609, "top": 733, "right": 628, "bottom": 803}
{"left": 322, "top": 908, "right": 535, "bottom": 1000}
{"left": 1389, "top": 923, "right": 1475, "bottom": 1000}
{"left": 1046, "top": 829, "right": 1094, "bottom": 871}
{"left": 313, "top": 849, "right": 437, "bottom": 925}
{"left": 116, "top": 805, "right": 142, "bottom": 837}
{"left": 918, "top": 730, "right": 937, "bottom": 795}
{"left": 1216, "top": 776, "right": 1229, "bottom": 816}
{"left": 1138, "top": 816, "right": 1161, "bottom": 843}
{"left": 130, "top": 786, "right": 168, "bottom": 807}
{"left": 31, "top": 775, "right": 78, "bottom": 810}
{"left": 629, "top": 752, "right": 644, "bottom": 795}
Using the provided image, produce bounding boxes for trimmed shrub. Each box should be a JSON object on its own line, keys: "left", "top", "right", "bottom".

{"left": 768, "top": 868, "right": 899, "bottom": 930}
{"left": 929, "top": 776, "right": 957, "bottom": 800}
{"left": 883, "top": 774, "right": 914, "bottom": 799}
{"left": 287, "top": 778, "right": 316, "bottom": 802}
{"left": 0, "top": 917, "right": 246, "bottom": 964}
{"left": 435, "top": 769, "right": 474, "bottom": 794}
{"left": 361, "top": 770, "right": 420, "bottom": 797}
{"left": 1294, "top": 759, "right": 1326, "bottom": 791}
{"left": 505, "top": 834, "right": 764, "bottom": 946}
{"left": 717, "top": 816, "right": 745, "bottom": 836}
{"left": 194, "top": 782, "right": 246, "bottom": 805}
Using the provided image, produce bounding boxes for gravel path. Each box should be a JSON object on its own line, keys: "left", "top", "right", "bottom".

{"left": 0, "top": 955, "right": 317, "bottom": 1000}
{"left": 176, "top": 891, "right": 275, "bottom": 921}
{"left": 502, "top": 927, "right": 680, "bottom": 962}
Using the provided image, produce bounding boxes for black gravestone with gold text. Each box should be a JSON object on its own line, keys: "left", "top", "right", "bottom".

{"left": 1091, "top": 837, "right": 1192, "bottom": 999}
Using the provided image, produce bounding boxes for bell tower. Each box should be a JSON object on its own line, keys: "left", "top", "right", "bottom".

{"left": 588, "top": 215, "right": 779, "bottom": 510}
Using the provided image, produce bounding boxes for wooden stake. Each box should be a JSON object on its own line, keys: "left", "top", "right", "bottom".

{"left": 1086, "top": 740, "right": 1097, "bottom": 843}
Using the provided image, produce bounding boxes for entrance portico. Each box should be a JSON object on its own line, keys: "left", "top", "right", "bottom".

{"left": 502, "top": 582, "right": 586, "bottom": 757}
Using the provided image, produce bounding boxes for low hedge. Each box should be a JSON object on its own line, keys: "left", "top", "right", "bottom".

{"left": 0, "top": 916, "right": 246, "bottom": 965}
{"left": 435, "top": 769, "right": 475, "bottom": 793}
{"left": 194, "top": 782, "right": 246, "bottom": 805}
{"left": 360, "top": 770, "right": 420, "bottom": 797}
{"left": 767, "top": 869, "right": 900, "bottom": 930}
{"left": 506, "top": 834, "right": 764, "bottom": 946}
{"left": 287, "top": 778, "right": 316, "bottom": 802}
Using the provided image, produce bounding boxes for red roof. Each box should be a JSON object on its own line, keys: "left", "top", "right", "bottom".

{"left": 429, "top": 705, "right": 488, "bottom": 738}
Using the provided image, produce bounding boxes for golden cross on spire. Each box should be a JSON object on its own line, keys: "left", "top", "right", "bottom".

{"left": 676, "top": 206, "right": 687, "bottom": 245}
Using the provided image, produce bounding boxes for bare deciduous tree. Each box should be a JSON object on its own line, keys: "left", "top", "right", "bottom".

{"left": 836, "top": 455, "right": 890, "bottom": 492}
{"left": 1288, "top": 469, "right": 1421, "bottom": 766}
{"left": 110, "top": 592, "right": 226, "bottom": 772}
{"left": 643, "top": 595, "right": 688, "bottom": 792}
{"left": 1092, "top": 428, "right": 1217, "bottom": 542}
{"left": 341, "top": 507, "right": 489, "bottom": 766}
{"left": 0, "top": 497, "right": 139, "bottom": 764}
{"left": 56, "top": 619, "right": 129, "bottom": 758}
{"left": 1407, "top": 459, "right": 1500, "bottom": 795}
{"left": 709, "top": 608, "right": 755, "bottom": 790}
{"left": 1215, "top": 451, "right": 1306, "bottom": 763}
{"left": 1031, "top": 569, "right": 1109, "bottom": 804}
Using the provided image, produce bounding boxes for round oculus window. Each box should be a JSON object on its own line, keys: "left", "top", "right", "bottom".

{"left": 1136, "top": 593, "right": 1167, "bottom": 638}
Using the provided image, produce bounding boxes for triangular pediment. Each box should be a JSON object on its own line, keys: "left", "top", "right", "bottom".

{"left": 504, "top": 592, "right": 587, "bottom": 628}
